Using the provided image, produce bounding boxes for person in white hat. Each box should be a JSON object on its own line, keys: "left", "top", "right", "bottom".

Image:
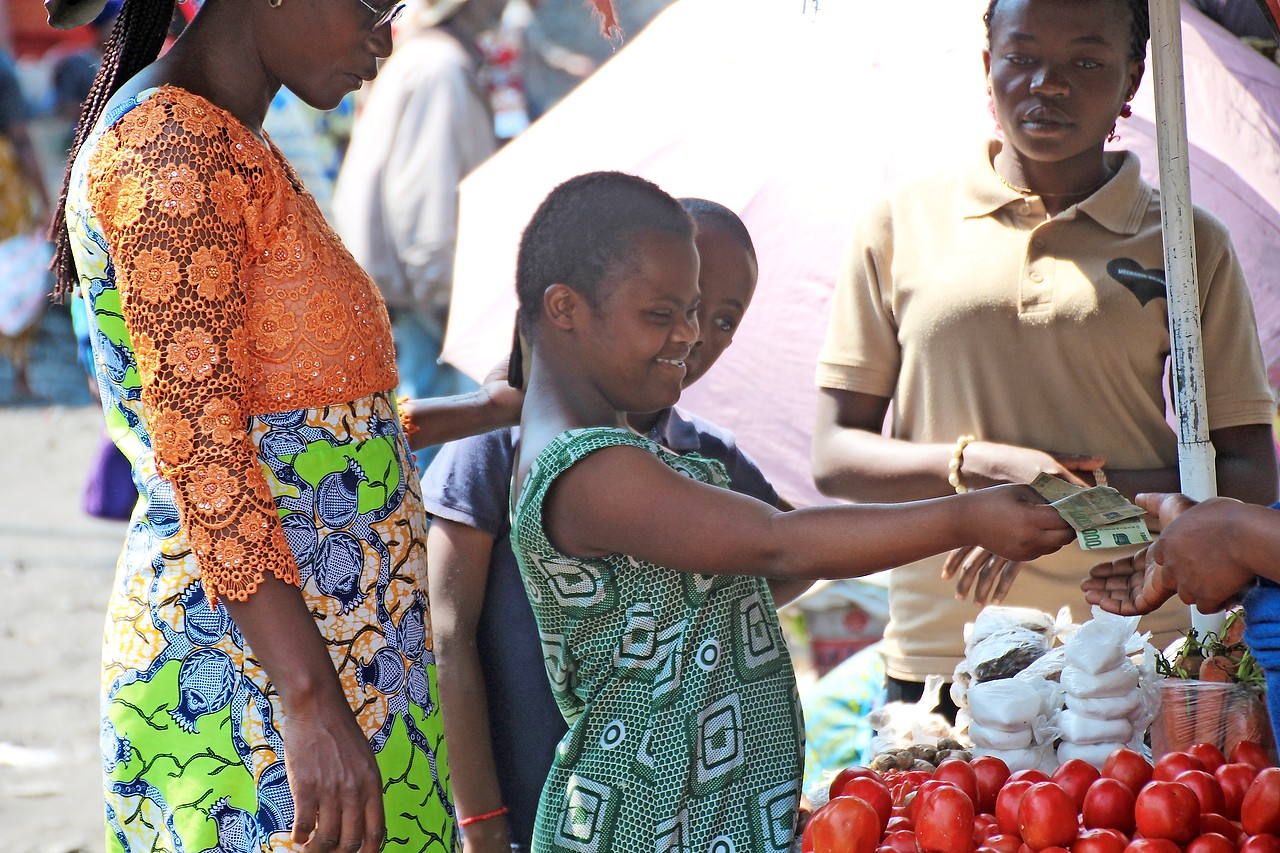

{"left": 333, "top": 0, "right": 507, "bottom": 475}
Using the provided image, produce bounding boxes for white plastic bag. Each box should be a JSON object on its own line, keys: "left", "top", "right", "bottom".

{"left": 1061, "top": 661, "right": 1140, "bottom": 699}
{"left": 1057, "top": 740, "right": 1128, "bottom": 769}
{"left": 967, "top": 679, "right": 1043, "bottom": 730}
{"left": 1057, "top": 709, "right": 1135, "bottom": 744}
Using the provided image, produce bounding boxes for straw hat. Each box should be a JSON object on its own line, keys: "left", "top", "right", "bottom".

{"left": 45, "top": 0, "right": 110, "bottom": 30}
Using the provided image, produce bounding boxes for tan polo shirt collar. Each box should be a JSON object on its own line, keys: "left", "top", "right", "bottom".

{"left": 962, "top": 140, "right": 1154, "bottom": 235}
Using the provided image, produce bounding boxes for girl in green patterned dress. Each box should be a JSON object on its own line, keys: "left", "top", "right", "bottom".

{"left": 507, "top": 171, "right": 1077, "bottom": 853}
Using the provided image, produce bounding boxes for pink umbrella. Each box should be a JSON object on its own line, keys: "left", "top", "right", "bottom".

{"left": 443, "top": 0, "right": 1280, "bottom": 506}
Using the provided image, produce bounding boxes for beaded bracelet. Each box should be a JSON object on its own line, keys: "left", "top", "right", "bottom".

{"left": 458, "top": 806, "right": 509, "bottom": 828}
{"left": 947, "top": 435, "right": 976, "bottom": 494}
{"left": 396, "top": 395, "right": 419, "bottom": 437}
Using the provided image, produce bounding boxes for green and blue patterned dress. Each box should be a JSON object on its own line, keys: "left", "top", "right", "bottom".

{"left": 510, "top": 427, "right": 805, "bottom": 853}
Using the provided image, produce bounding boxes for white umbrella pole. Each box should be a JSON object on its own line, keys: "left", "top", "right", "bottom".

{"left": 1148, "top": 0, "right": 1221, "bottom": 634}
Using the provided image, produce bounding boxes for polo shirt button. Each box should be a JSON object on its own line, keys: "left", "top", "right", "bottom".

{"left": 1029, "top": 271, "right": 1044, "bottom": 283}
{"left": 1032, "top": 238, "right": 1045, "bottom": 249}
{"left": 1020, "top": 203, "right": 1031, "bottom": 215}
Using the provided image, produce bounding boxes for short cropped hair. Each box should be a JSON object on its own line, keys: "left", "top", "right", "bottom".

{"left": 984, "top": 0, "right": 1150, "bottom": 62}
{"left": 516, "top": 171, "right": 694, "bottom": 333}
{"left": 679, "top": 198, "right": 757, "bottom": 263}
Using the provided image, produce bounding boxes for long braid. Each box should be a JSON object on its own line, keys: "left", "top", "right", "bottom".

{"left": 49, "top": 0, "right": 176, "bottom": 302}
{"left": 983, "top": 0, "right": 1151, "bottom": 62}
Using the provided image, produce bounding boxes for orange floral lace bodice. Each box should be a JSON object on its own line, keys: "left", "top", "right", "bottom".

{"left": 86, "top": 86, "right": 398, "bottom": 603}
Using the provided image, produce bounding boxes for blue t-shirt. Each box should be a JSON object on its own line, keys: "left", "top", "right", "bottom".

{"left": 421, "top": 407, "right": 779, "bottom": 849}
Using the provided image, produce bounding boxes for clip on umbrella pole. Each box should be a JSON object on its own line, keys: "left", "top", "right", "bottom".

{"left": 1148, "top": 0, "right": 1222, "bottom": 634}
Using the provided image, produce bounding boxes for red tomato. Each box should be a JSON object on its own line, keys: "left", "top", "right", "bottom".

{"left": 1082, "top": 778, "right": 1138, "bottom": 835}
{"left": 1073, "top": 828, "right": 1130, "bottom": 853}
{"left": 842, "top": 776, "right": 894, "bottom": 836}
{"left": 1155, "top": 752, "right": 1208, "bottom": 782}
{"left": 997, "top": 781, "right": 1036, "bottom": 837}
{"left": 831, "top": 766, "right": 881, "bottom": 800}
{"left": 1241, "top": 768, "right": 1280, "bottom": 836}
{"left": 1134, "top": 781, "right": 1201, "bottom": 846}
{"left": 1216, "top": 763, "right": 1258, "bottom": 821}
{"left": 913, "top": 781, "right": 959, "bottom": 824}
{"left": 985, "top": 836, "right": 1024, "bottom": 853}
{"left": 1010, "top": 769, "right": 1053, "bottom": 786}
{"left": 972, "top": 756, "right": 1013, "bottom": 816}
{"left": 1054, "top": 759, "right": 1103, "bottom": 810}
{"left": 808, "top": 795, "right": 883, "bottom": 853}
{"left": 916, "top": 783, "right": 977, "bottom": 853}
{"left": 1241, "top": 837, "right": 1280, "bottom": 853}
{"left": 1187, "top": 834, "right": 1239, "bottom": 853}
{"left": 1104, "top": 749, "right": 1154, "bottom": 795}
{"left": 1198, "top": 815, "right": 1242, "bottom": 846}
{"left": 1122, "top": 840, "right": 1182, "bottom": 853}
{"left": 1019, "top": 783, "right": 1079, "bottom": 851}
{"left": 1230, "top": 742, "right": 1273, "bottom": 773}
{"left": 935, "top": 760, "right": 980, "bottom": 806}
{"left": 974, "top": 815, "right": 1000, "bottom": 846}
{"left": 883, "top": 830, "right": 920, "bottom": 853}
{"left": 1188, "top": 744, "right": 1228, "bottom": 773}
{"left": 1176, "top": 769, "right": 1227, "bottom": 817}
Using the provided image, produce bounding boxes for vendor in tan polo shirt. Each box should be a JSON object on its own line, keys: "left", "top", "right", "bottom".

{"left": 812, "top": 0, "right": 1278, "bottom": 719}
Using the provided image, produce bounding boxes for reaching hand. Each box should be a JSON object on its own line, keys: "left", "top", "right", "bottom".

{"left": 479, "top": 359, "right": 524, "bottom": 427}
{"left": 1081, "top": 546, "right": 1178, "bottom": 616}
{"left": 959, "top": 441, "right": 1105, "bottom": 489}
{"left": 1083, "top": 494, "right": 1255, "bottom": 615}
{"left": 943, "top": 545, "right": 1023, "bottom": 606}
{"left": 964, "top": 483, "right": 1076, "bottom": 564}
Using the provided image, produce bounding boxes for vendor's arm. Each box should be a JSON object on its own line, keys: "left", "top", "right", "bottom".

{"left": 811, "top": 389, "right": 1103, "bottom": 503}
{"left": 90, "top": 105, "right": 383, "bottom": 851}
{"left": 427, "top": 518, "right": 513, "bottom": 853}
{"left": 1084, "top": 493, "right": 1280, "bottom": 615}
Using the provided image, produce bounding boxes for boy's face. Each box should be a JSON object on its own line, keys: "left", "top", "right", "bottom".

{"left": 682, "top": 228, "right": 758, "bottom": 388}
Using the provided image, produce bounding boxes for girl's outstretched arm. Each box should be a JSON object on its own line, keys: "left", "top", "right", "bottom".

{"left": 544, "top": 446, "right": 1074, "bottom": 580}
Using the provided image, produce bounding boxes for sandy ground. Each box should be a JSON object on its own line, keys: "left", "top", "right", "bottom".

{"left": 0, "top": 404, "right": 121, "bottom": 853}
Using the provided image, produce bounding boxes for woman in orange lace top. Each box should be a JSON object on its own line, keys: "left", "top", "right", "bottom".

{"left": 50, "top": 1, "right": 518, "bottom": 850}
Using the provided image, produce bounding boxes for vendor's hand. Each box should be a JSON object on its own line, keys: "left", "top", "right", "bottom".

{"left": 479, "top": 359, "right": 524, "bottom": 428}
{"left": 1144, "top": 495, "right": 1253, "bottom": 612}
{"left": 283, "top": 699, "right": 385, "bottom": 852}
{"left": 959, "top": 441, "right": 1105, "bottom": 490}
{"left": 1081, "top": 546, "right": 1177, "bottom": 616}
{"left": 944, "top": 546, "right": 1023, "bottom": 606}
{"left": 963, "top": 484, "right": 1076, "bottom": 563}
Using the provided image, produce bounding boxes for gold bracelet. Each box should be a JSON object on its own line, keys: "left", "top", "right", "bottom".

{"left": 948, "top": 435, "right": 976, "bottom": 494}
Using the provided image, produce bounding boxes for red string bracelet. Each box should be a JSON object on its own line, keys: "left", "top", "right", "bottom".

{"left": 458, "top": 806, "right": 509, "bottom": 828}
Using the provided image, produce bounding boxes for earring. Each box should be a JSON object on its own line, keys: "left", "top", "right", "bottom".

{"left": 268, "top": 0, "right": 282, "bottom": 7}
{"left": 1119, "top": 103, "right": 1133, "bottom": 119}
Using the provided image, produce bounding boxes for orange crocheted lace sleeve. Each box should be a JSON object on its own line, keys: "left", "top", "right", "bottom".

{"left": 87, "top": 95, "right": 299, "bottom": 604}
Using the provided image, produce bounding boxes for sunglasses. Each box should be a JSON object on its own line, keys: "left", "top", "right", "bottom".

{"left": 354, "top": 0, "right": 405, "bottom": 29}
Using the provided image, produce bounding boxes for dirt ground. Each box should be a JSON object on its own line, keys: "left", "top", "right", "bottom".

{"left": 0, "top": 404, "right": 122, "bottom": 853}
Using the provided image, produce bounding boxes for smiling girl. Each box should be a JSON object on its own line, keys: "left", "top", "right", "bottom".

{"left": 509, "top": 171, "right": 1074, "bottom": 853}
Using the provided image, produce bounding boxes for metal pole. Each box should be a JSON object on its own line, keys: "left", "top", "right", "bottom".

{"left": 1148, "top": 0, "right": 1221, "bottom": 633}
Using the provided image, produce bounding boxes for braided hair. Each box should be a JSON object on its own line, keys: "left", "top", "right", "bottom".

{"left": 983, "top": 0, "right": 1151, "bottom": 62}
{"left": 50, "top": 0, "right": 178, "bottom": 302}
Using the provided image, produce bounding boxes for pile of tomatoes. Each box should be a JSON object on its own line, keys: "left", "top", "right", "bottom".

{"left": 803, "top": 742, "right": 1280, "bottom": 853}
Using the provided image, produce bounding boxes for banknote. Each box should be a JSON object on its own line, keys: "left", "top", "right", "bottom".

{"left": 1029, "top": 474, "right": 1146, "bottom": 532}
{"left": 1077, "top": 517, "right": 1153, "bottom": 550}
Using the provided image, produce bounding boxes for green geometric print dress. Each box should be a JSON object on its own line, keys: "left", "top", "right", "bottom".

{"left": 510, "top": 427, "right": 805, "bottom": 853}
